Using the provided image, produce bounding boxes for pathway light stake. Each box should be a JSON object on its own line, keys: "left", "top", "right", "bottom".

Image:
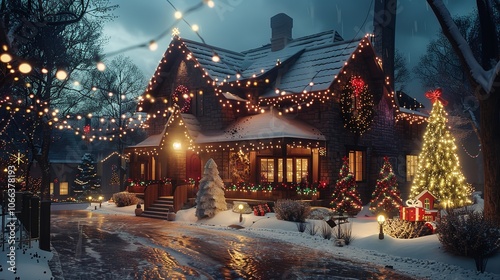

{"left": 377, "top": 214, "right": 386, "bottom": 240}
{"left": 238, "top": 204, "right": 243, "bottom": 223}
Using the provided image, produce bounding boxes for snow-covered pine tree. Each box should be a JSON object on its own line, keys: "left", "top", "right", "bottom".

{"left": 410, "top": 89, "right": 472, "bottom": 208}
{"left": 73, "top": 153, "right": 101, "bottom": 199}
{"left": 330, "top": 156, "right": 362, "bottom": 216}
{"left": 195, "top": 158, "right": 227, "bottom": 219}
{"left": 369, "top": 156, "right": 403, "bottom": 216}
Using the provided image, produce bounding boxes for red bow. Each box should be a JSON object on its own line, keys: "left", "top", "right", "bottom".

{"left": 425, "top": 88, "right": 448, "bottom": 106}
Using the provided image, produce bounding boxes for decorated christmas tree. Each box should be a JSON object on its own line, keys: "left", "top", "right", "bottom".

{"left": 195, "top": 158, "right": 227, "bottom": 219}
{"left": 330, "top": 156, "right": 362, "bottom": 216}
{"left": 410, "top": 88, "right": 472, "bottom": 208}
{"left": 369, "top": 156, "right": 403, "bottom": 216}
{"left": 73, "top": 153, "right": 101, "bottom": 199}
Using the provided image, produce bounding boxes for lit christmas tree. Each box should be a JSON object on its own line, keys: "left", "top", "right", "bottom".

{"left": 109, "top": 164, "right": 120, "bottom": 186}
{"left": 410, "top": 88, "right": 472, "bottom": 208}
{"left": 73, "top": 153, "right": 101, "bottom": 199}
{"left": 195, "top": 158, "right": 227, "bottom": 219}
{"left": 330, "top": 156, "right": 362, "bottom": 216}
{"left": 369, "top": 156, "right": 403, "bottom": 216}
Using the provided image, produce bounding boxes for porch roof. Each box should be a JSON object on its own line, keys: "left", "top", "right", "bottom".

{"left": 127, "top": 133, "right": 163, "bottom": 148}
{"left": 191, "top": 110, "right": 325, "bottom": 144}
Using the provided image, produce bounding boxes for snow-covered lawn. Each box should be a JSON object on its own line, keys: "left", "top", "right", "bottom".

{"left": 1, "top": 199, "right": 498, "bottom": 279}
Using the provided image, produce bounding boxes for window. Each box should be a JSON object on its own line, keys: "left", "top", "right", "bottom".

{"left": 349, "top": 150, "right": 364, "bottom": 181}
{"left": 406, "top": 155, "right": 418, "bottom": 182}
{"left": 60, "top": 182, "right": 68, "bottom": 195}
{"left": 295, "top": 158, "right": 309, "bottom": 183}
{"left": 424, "top": 198, "right": 430, "bottom": 210}
{"left": 260, "top": 158, "right": 274, "bottom": 182}
{"left": 50, "top": 183, "right": 54, "bottom": 195}
{"left": 260, "top": 157, "right": 309, "bottom": 183}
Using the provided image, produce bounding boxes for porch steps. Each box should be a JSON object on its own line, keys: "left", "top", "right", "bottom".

{"left": 141, "top": 196, "right": 175, "bottom": 220}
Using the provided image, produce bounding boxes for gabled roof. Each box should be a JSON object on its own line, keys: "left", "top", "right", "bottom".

{"left": 178, "top": 30, "right": 361, "bottom": 94}
{"left": 415, "top": 190, "right": 437, "bottom": 201}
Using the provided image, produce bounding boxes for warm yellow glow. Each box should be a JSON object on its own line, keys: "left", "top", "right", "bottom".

{"left": 192, "top": 24, "right": 199, "bottom": 32}
{"left": 149, "top": 40, "right": 158, "bottom": 51}
{"left": 56, "top": 69, "right": 68, "bottom": 80}
{"left": 0, "top": 53, "right": 12, "bottom": 63}
{"left": 97, "top": 61, "right": 106, "bottom": 71}
{"left": 19, "top": 63, "right": 32, "bottom": 73}
{"left": 377, "top": 215, "right": 385, "bottom": 225}
{"left": 174, "top": 11, "right": 182, "bottom": 19}
{"left": 173, "top": 142, "right": 181, "bottom": 150}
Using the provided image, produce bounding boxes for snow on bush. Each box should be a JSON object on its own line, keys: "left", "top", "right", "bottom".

{"left": 274, "top": 199, "right": 311, "bottom": 222}
{"left": 112, "top": 192, "right": 139, "bottom": 207}
{"left": 437, "top": 208, "right": 500, "bottom": 272}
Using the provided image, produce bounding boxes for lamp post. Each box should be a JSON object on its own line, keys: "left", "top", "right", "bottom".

{"left": 377, "top": 214, "right": 386, "bottom": 240}
{"left": 98, "top": 196, "right": 103, "bottom": 208}
{"left": 238, "top": 204, "right": 243, "bottom": 223}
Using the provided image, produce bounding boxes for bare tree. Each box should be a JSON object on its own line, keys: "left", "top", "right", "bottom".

{"left": 427, "top": 0, "right": 500, "bottom": 225}
{"left": 394, "top": 49, "right": 411, "bottom": 92}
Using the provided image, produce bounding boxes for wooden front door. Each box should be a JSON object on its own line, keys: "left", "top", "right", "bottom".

{"left": 186, "top": 151, "right": 201, "bottom": 180}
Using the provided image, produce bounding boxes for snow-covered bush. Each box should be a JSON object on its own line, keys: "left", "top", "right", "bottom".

{"left": 320, "top": 222, "right": 333, "bottom": 240}
{"left": 112, "top": 192, "right": 139, "bottom": 207}
{"left": 333, "top": 222, "right": 354, "bottom": 245}
{"left": 437, "top": 208, "right": 500, "bottom": 272}
{"left": 308, "top": 207, "right": 334, "bottom": 220}
{"left": 384, "top": 219, "right": 432, "bottom": 239}
{"left": 274, "top": 199, "right": 311, "bottom": 222}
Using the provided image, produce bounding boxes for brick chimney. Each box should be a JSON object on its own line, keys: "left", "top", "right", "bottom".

{"left": 270, "top": 13, "right": 293, "bottom": 51}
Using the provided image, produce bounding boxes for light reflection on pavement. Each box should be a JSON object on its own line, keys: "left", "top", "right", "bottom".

{"left": 50, "top": 210, "right": 416, "bottom": 280}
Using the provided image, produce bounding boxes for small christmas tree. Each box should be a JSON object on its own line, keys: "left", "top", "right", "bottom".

{"left": 369, "top": 156, "right": 403, "bottom": 216}
{"left": 73, "top": 153, "right": 101, "bottom": 199}
{"left": 330, "top": 156, "right": 362, "bottom": 216}
{"left": 195, "top": 158, "right": 227, "bottom": 219}
{"left": 109, "top": 164, "right": 120, "bottom": 186}
{"left": 410, "top": 88, "right": 472, "bottom": 208}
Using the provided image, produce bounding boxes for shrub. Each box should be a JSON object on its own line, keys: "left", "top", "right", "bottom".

{"left": 274, "top": 199, "right": 311, "bottom": 222}
{"left": 320, "top": 222, "right": 333, "bottom": 240}
{"left": 333, "top": 222, "right": 354, "bottom": 245}
{"left": 112, "top": 192, "right": 139, "bottom": 207}
{"left": 437, "top": 208, "right": 500, "bottom": 272}
{"left": 307, "top": 222, "right": 319, "bottom": 236}
{"left": 384, "top": 219, "right": 432, "bottom": 239}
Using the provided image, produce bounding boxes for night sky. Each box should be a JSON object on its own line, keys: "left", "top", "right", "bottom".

{"left": 102, "top": 0, "right": 476, "bottom": 106}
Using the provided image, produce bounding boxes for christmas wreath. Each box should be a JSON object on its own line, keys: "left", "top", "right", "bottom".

{"left": 172, "top": 85, "right": 192, "bottom": 113}
{"left": 340, "top": 76, "right": 374, "bottom": 135}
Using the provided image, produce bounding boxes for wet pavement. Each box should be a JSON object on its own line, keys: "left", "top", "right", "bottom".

{"left": 50, "top": 210, "right": 417, "bottom": 279}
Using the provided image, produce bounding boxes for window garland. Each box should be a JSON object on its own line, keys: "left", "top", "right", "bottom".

{"left": 340, "top": 76, "right": 374, "bottom": 135}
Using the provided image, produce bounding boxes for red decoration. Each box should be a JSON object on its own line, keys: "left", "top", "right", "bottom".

{"left": 424, "top": 88, "right": 448, "bottom": 106}
{"left": 351, "top": 77, "right": 365, "bottom": 96}
{"left": 400, "top": 207, "right": 425, "bottom": 221}
{"left": 84, "top": 124, "right": 91, "bottom": 134}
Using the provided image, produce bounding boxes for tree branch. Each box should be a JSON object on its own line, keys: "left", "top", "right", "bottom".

{"left": 427, "top": 0, "right": 500, "bottom": 98}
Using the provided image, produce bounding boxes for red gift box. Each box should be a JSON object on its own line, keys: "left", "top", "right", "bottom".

{"left": 399, "top": 207, "right": 425, "bottom": 221}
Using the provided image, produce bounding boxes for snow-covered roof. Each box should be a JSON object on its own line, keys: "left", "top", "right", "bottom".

{"left": 398, "top": 107, "right": 429, "bottom": 117}
{"left": 178, "top": 30, "right": 361, "bottom": 94}
{"left": 193, "top": 109, "right": 325, "bottom": 144}
{"left": 127, "top": 134, "right": 163, "bottom": 148}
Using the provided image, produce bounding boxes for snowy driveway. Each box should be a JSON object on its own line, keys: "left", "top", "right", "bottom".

{"left": 50, "top": 210, "right": 416, "bottom": 279}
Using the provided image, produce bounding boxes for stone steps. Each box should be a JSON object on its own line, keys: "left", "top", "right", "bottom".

{"left": 141, "top": 196, "right": 175, "bottom": 220}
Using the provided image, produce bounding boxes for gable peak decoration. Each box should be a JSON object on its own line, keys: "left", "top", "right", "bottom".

{"left": 340, "top": 75, "right": 374, "bottom": 135}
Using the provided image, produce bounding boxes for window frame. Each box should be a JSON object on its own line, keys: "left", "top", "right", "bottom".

{"left": 348, "top": 149, "right": 365, "bottom": 182}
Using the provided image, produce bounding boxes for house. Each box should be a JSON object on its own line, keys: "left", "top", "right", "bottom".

{"left": 124, "top": 13, "right": 427, "bottom": 207}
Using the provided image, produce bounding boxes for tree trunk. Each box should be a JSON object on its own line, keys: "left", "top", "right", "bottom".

{"left": 479, "top": 89, "right": 500, "bottom": 225}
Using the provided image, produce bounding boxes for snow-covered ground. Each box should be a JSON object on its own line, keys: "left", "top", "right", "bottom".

{"left": 1, "top": 199, "right": 498, "bottom": 279}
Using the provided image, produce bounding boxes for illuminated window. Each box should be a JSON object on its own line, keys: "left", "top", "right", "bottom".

{"left": 424, "top": 198, "right": 430, "bottom": 209}
{"left": 261, "top": 157, "right": 309, "bottom": 183}
{"left": 50, "top": 183, "right": 54, "bottom": 195}
{"left": 406, "top": 155, "right": 418, "bottom": 182}
{"left": 260, "top": 158, "right": 274, "bottom": 182}
{"left": 60, "top": 182, "right": 68, "bottom": 195}
{"left": 295, "top": 158, "right": 309, "bottom": 183}
{"left": 349, "top": 150, "right": 364, "bottom": 181}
